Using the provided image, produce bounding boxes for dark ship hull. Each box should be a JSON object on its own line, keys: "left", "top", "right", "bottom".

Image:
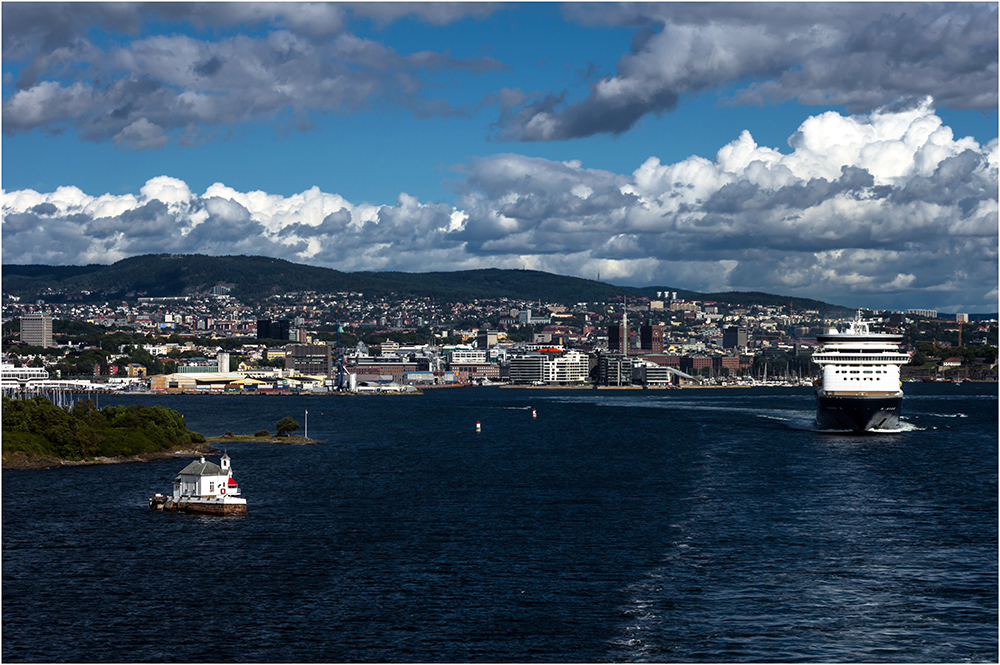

{"left": 815, "top": 392, "right": 902, "bottom": 431}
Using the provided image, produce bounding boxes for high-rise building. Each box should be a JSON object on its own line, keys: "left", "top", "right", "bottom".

{"left": 285, "top": 344, "right": 333, "bottom": 376}
{"left": 476, "top": 330, "right": 499, "bottom": 349}
{"left": 509, "top": 354, "right": 547, "bottom": 385}
{"left": 640, "top": 325, "right": 664, "bottom": 353}
{"left": 722, "top": 326, "right": 748, "bottom": 349}
{"left": 20, "top": 314, "right": 53, "bottom": 347}
{"left": 608, "top": 324, "right": 628, "bottom": 354}
{"left": 608, "top": 314, "right": 629, "bottom": 356}
{"left": 599, "top": 354, "right": 632, "bottom": 386}
{"left": 257, "top": 319, "right": 290, "bottom": 340}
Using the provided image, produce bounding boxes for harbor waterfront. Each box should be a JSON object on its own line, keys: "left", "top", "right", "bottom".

{"left": 3, "top": 383, "right": 996, "bottom": 662}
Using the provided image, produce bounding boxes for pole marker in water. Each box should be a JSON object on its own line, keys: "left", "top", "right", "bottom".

{"left": 476, "top": 420, "right": 481, "bottom": 433}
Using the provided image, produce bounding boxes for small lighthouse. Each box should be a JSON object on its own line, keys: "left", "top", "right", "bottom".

{"left": 151, "top": 452, "right": 247, "bottom": 515}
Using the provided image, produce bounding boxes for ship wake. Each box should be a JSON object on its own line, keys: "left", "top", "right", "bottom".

{"left": 758, "top": 412, "right": 923, "bottom": 433}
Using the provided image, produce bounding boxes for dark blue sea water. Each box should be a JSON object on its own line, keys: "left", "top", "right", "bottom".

{"left": 3, "top": 383, "right": 997, "bottom": 662}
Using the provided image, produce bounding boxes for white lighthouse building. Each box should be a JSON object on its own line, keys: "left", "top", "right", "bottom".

{"left": 151, "top": 451, "right": 247, "bottom": 515}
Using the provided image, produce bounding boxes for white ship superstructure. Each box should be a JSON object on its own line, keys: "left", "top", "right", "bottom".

{"left": 812, "top": 312, "right": 910, "bottom": 431}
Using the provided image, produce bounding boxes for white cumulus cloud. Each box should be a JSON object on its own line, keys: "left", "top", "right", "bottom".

{"left": 2, "top": 103, "right": 996, "bottom": 312}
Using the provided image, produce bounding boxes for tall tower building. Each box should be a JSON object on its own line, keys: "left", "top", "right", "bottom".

{"left": 21, "top": 314, "right": 53, "bottom": 348}
{"left": 640, "top": 325, "right": 664, "bottom": 353}
{"left": 608, "top": 323, "right": 629, "bottom": 354}
{"left": 722, "top": 326, "right": 748, "bottom": 349}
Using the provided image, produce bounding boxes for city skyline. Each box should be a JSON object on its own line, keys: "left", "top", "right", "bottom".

{"left": 2, "top": 2, "right": 997, "bottom": 314}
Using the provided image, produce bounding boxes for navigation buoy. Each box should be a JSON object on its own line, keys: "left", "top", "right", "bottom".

{"left": 532, "top": 408, "right": 537, "bottom": 419}
{"left": 476, "top": 421, "right": 481, "bottom": 433}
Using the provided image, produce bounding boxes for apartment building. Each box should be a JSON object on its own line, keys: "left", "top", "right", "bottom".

{"left": 20, "top": 314, "right": 53, "bottom": 347}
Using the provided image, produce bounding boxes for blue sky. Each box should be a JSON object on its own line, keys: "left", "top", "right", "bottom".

{"left": 2, "top": 2, "right": 997, "bottom": 313}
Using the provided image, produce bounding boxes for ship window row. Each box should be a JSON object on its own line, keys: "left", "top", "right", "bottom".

{"left": 834, "top": 369, "right": 888, "bottom": 374}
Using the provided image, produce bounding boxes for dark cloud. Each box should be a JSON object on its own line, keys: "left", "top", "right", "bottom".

{"left": 2, "top": 2, "right": 508, "bottom": 148}
{"left": 497, "top": 3, "right": 998, "bottom": 141}
{"left": 279, "top": 209, "right": 353, "bottom": 238}
{"left": 193, "top": 56, "right": 224, "bottom": 78}
{"left": 29, "top": 202, "right": 58, "bottom": 215}
{"left": 897, "top": 149, "right": 991, "bottom": 206}
{"left": 3, "top": 212, "right": 44, "bottom": 233}
{"left": 704, "top": 166, "right": 878, "bottom": 217}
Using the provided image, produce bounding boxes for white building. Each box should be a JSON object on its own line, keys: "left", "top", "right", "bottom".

{"left": 151, "top": 451, "right": 247, "bottom": 515}
{"left": 509, "top": 351, "right": 590, "bottom": 385}
{"left": 545, "top": 350, "right": 590, "bottom": 384}
{"left": 516, "top": 309, "right": 551, "bottom": 325}
{"left": 448, "top": 349, "right": 489, "bottom": 364}
{"left": 174, "top": 452, "right": 241, "bottom": 500}
{"left": 907, "top": 308, "right": 938, "bottom": 319}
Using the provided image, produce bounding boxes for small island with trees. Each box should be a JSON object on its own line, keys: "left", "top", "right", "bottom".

{"left": 207, "top": 415, "right": 320, "bottom": 445}
{"left": 2, "top": 398, "right": 320, "bottom": 469}
{"left": 2, "top": 396, "right": 214, "bottom": 470}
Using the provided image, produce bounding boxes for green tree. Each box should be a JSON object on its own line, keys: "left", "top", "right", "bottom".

{"left": 276, "top": 416, "right": 300, "bottom": 436}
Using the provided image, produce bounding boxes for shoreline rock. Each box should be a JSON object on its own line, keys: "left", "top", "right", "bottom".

{"left": 207, "top": 434, "right": 322, "bottom": 445}
{"left": 2, "top": 434, "right": 326, "bottom": 470}
{"left": 2, "top": 444, "right": 221, "bottom": 471}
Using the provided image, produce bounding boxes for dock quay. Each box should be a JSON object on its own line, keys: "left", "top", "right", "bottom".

{"left": 149, "top": 494, "right": 247, "bottom": 516}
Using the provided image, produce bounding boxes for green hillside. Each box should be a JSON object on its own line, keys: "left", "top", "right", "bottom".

{"left": 3, "top": 253, "right": 851, "bottom": 312}
{"left": 3, "top": 254, "right": 644, "bottom": 302}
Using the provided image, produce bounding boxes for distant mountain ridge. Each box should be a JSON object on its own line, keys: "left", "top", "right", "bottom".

{"left": 3, "top": 253, "right": 850, "bottom": 313}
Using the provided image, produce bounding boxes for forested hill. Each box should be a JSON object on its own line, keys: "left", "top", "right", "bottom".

{"left": 2, "top": 253, "right": 848, "bottom": 312}
{"left": 2, "top": 396, "right": 209, "bottom": 467}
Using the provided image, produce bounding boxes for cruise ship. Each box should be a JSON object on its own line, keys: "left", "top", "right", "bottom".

{"left": 812, "top": 312, "right": 911, "bottom": 431}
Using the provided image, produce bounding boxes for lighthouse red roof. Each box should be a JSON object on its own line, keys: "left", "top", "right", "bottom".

{"left": 228, "top": 477, "right": 238, "bottom": 485}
